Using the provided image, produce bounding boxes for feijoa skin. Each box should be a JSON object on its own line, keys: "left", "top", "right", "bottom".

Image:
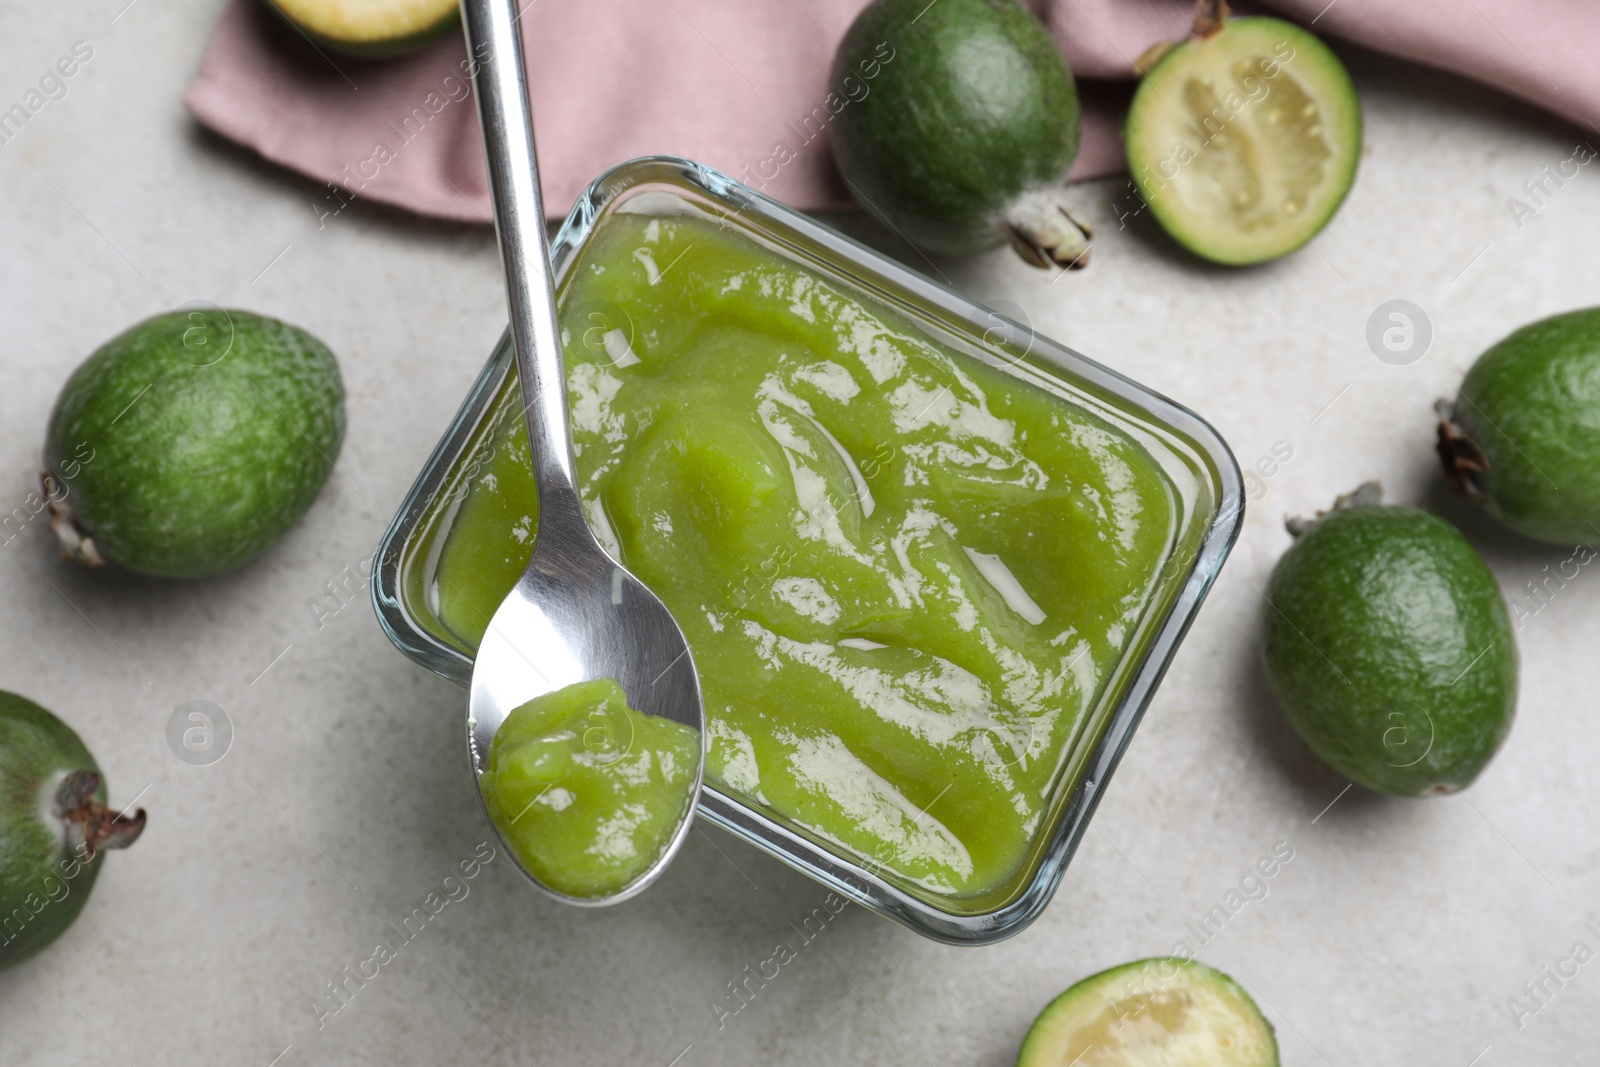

{"left": 1440, "top": 307, "right": 1600, "bottom": 544}
{"left": 1, "top": 692, "right": 145, "bottom": 971}
{"left": 43, "top": 309, "right": 345, "bottom": 579}
{"left": 830, "top": 0, "right": 1091, "bottom": 268}
{"left": 268, "top": 0, "right": 461, "bottom": 58}
{"left": 1262, "top": 486, "right": 1517, "bottom": 797}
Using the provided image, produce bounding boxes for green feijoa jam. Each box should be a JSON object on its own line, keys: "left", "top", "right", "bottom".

{"left": 830, "top": 0, "right": 1090, "bottom": 268}
{"left": 1, "top": 692, "right": 145, "bottom": 971}
{"left": 1017, "top": 957, "right": 1278, "bottom": 1066}
{"left": 1440, "top": 307, "right": 1600, "bottom": 544}
{"left": 1262, "top": 485, "right": 1517, "bottom": 797}
{"left": 43, "top": 309, "right": 345, "bottom": 579}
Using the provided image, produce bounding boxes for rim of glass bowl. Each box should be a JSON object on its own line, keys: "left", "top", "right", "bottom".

{"left": 371, "top": 155, "right": 1244, "bottom": 945}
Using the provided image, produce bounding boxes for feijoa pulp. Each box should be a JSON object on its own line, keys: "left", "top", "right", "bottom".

{"left": 1017, "top": 957, "right": 1278, "bottom": 1066}
{"left": 1124, "top": 2, "right": 1361, "bottom": 265}
{"left": 268, "top": 0, "right": 460, "bottom": 57}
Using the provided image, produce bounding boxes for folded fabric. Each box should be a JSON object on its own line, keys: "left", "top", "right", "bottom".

{"left": 184, "top": 0, "right": 1600, "bottom": 224}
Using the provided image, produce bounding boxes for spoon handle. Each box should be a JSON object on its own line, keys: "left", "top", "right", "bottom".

{"left": 460, "top": 0, "right": 581, "bottom": 514}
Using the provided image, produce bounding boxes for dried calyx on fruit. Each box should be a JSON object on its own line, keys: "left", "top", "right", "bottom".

{"left": 1437, "top": 307, "right": 1600, "bottom": 544}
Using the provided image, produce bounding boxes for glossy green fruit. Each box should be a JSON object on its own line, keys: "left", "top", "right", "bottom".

{"left": 1, "top": 692, "right": 145, "bottom": 971}
{"left": 1125, "top": 10, "right": 1361, "bottom": 265}
{"left": 43, "top": 309, "right": 345, "bottom": 579}
{"left": 1262, "top": 485, "right": 1517, "bottom": 796}
{"left": 1017, "top": 957, "right": 1278, "bottom": 1066}
{"left": 267, "top": 0, "right": 461, "bottom": 58}
{"left": 829, "top": 0, "right": 1091, "bottom": 268}
{"left": 1440, "top": 307, "right": 1600, "bottom": 544}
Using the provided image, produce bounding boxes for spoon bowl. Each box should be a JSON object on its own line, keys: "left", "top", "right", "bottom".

{"left": 459, "top": 0, "right": 705, "bottom": 905}
{"left": 467, "top": 497, "right": 705, "bottom": 906}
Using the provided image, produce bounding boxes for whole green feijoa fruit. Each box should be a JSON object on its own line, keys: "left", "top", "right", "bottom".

{"left": 1017, "top": 957, "right": 1278, "bottom": 1066}
{"left": 43, "top": 309, "right": 345, "bottom": 579}
{"left": 1, "top": 692, "right": 145, "bottom": 971}
{"left": 1439, "top": 307, "right": 1600, "bottom": 544}
{"left": 1262, "top": 484, "right": 1517, "bottom": 797}
{"left": 829, "top": 0, "right": 1091, "bottom": 269}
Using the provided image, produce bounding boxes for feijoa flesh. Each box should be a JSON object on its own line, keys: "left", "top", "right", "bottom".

{"left": 1263, "top": 484, "right": 1517, "bottom": 797}
{"left": 268, "top": 0, "right": 460, "bottom": 57}
{"left": 1440, "top": 306, "right": 1600, "bottom": 544}
{"left": 829, "top": 0, "right": 1091, "bottom": 269}
{"left": 44, "top": 309, "right": 345, "bottom": 579}
{"left": 1124, "top": 2, "right": 1361, "bottom": 265}
{"left": 1017, "top": 957, "right": 1278, "bottom": 1067}
{"left": 1, "top": 692, "right": 145, "bottom": 971}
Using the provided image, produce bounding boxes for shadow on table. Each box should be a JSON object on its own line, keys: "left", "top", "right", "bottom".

{"left": 1231, "top": 576, "right": 1395, "bottom": 826}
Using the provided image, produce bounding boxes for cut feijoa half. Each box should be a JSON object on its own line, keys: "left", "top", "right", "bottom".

{"left": 1124, "top": 9, "right": 1361, "bottom": 265}
{"left": 1017, "top": 958, "right": 1278, "bottom": 1066}
{"left": 267, "top": 0, "right": 460, "bottom": 57}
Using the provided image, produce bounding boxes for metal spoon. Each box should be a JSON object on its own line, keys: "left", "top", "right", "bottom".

{"left": 459, "top": 0, "right": 705, "bottom": 905}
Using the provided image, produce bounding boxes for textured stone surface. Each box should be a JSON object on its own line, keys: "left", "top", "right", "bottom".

{"left": 0, "top": 4, "right": 1595, "bottom": 1065}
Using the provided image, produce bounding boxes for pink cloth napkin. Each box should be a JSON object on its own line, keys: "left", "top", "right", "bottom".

{"left": 186, "top": 0, "right": 1600, "bottom": 224}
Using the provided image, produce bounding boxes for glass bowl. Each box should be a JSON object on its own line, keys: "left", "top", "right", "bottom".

{"left": 371, "top": 156, "right": 1243, "bottom": 945}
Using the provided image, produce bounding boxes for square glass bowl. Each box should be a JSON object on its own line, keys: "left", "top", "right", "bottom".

{"left": 372, "top": 156, "right": 1242, "bottom": 945}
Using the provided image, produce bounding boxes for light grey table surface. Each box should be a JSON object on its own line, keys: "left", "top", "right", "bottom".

{"left": 2, "top": 2, "right": 1597, "bottom": 1064}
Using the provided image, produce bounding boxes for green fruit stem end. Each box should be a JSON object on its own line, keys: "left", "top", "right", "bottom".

{"left": 1005, "top": 189, "right": 1093, "bottom": 269}
{"left": 40, "top": 471, "right": 105, "bottom": 568}
{"left": 54, "top": 769, "right": 145, "bottom": 858}
{"left": 1191, "top": 0, "right": 1231, "bottom": 38}
{"left": 1434, "top": 399, "right": 1490, "bottom": 503}
{"left": 1133, "top": 0, "right": 1231, "bottom": 73}
{"left": 1285, "top": 480, "right": 1383, "bottom": 538}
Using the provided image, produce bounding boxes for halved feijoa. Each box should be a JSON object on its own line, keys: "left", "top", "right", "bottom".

{"left": 268, "top": 0, "right": 460, "bottom": 58}
{"left": 1125, "top": 4, "right": 1361, "bottom": 265}
{"left": 1017, "top": 957, "right": 1278, "bottom": 1066}
{"left": 1, "top": 692, "right": 145, "bottom": 971}
{"left": 830, "top": 0, "right": 1091, "bottom": 269}
{"left": 44, "top": 309, "right": 345, "bottom": 579}
{"left": 1439, "top": 307, "right": 1600, "bottom": 544}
